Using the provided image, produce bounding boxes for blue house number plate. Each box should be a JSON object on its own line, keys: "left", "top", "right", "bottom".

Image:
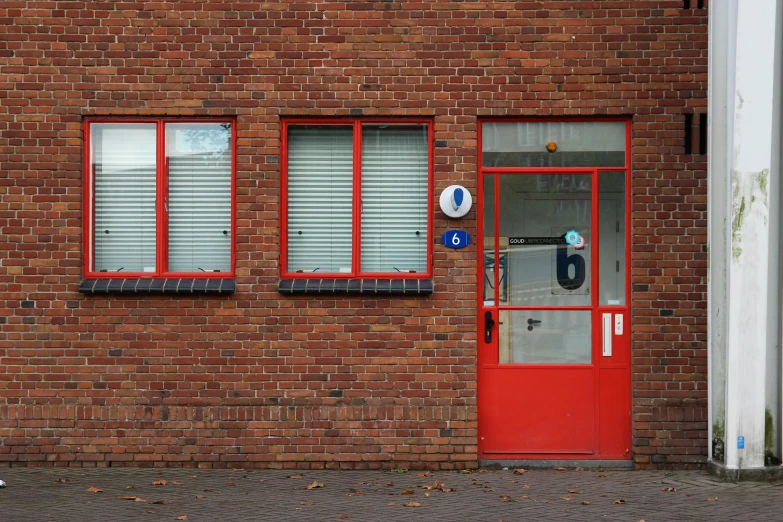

{"left": 442, "top": 230, "right": 471, "bottom": 249}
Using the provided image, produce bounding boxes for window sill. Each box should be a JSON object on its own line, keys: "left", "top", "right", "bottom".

{"left": 278, "top": 278, "right": 433, "bottom": 296}
{"left": 79, "top": 278, "right": 235, "bottom": 295}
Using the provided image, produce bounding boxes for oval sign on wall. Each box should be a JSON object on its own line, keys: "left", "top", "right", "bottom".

{"left": 442, "top": 230, "right": 471, "bottom": 249}
{"left": 439, "top": 184, "right": 472, "bottom": 218}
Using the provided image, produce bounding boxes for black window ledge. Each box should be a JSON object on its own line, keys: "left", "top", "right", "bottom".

{"left": 79, "top": 278, "right": 235, "bottom": 295}
{"left": 278, "top": 278, "right": 433, "bottom": 296}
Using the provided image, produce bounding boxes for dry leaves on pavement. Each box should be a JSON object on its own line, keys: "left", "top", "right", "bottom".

{"left": 513, "top": 469, "right": 526, "bottom": 475}
{"left": 661, "top": 487, "right": 677, "bottom": 492}
{"left": 289, "top": 475, "right": 304, "bottom": 479}
{"left": 398, "top": 488, "right": 415, "bottom": 495}
{"left": 612, "top": 499, "right": 626, "bottom": 504}
{"left": 176, "top": 516, "right": 188, "bottom": 521}
{"left": 171, "top": 481, "right": 184, "bottom": 486}
{"left": 417, "top": 472, "right": 431, "bottom": 477}
{"left": 403, "top": 501, "right": 421, "bottom": 507}
{"left": 153, "top": 480, "right": 167, "bottom": 486}
{"left": 568, "top": 489, "right": 582, "bottom": 494}
{"left": 86, "top": 487, "right": 103, "bottom": 493}
{"left": 707, "top": 497, "right": 719, "bottom": 502}
{"left": 561, "top": 496, "right": 574, "bottom": 501}
{"left": 581, "top": 501, "right": 592, "bottom": 505}
{"left": 554, "top": 467, "right": 569, "bottom": 471}
{"left": 305, "top": 481, "right": 324, "bottom": 490}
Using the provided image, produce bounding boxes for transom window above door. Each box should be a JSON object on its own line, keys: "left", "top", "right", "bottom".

{"left": 83, "top": 119, "right": 236, "bottom": 278}
{"left": 281, "top": 120, "right": 433, "bottom": 278}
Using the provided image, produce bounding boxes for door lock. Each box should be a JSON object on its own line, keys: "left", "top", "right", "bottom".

{"left": 484, "top": 311, "right": 495, "bottom": 343}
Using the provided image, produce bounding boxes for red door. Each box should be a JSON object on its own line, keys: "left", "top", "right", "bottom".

{"left": 478, "top": 126, "right": 631, "bottom": 460}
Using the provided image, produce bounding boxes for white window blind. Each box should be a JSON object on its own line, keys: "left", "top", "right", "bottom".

{"left": 166, "top": 123, "right": 232, "bottom": 273}
{"left": 361, "top": 126, "right": 428, "bottom": 273}
{"left": 92, "top": 124, "right": 157, "bottom": 273}
{"left": 287, "top": 126, "right": 353, "bottom": 273}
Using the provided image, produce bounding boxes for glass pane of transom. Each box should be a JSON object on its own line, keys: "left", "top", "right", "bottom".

{"left": 482, "top": 121, "right": 625, "bottom": 167}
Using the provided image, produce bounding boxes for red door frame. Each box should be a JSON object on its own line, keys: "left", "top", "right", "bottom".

{"left": 476, "top": 118, "right": 633, "bottom": 460}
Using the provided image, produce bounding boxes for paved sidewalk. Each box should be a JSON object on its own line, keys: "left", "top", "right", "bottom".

{"left": 0, "top": 467, "right": 781, "bottom": 521}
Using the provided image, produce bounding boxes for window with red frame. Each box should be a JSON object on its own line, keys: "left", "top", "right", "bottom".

{"left": 84, "top": 119, "right": 235, "bottom": 277}
{"left": 282, "top": 121, "right": 432, "bottom": 277}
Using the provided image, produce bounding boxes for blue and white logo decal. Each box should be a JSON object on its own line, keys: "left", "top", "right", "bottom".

{"left": 439, "top": 184, "right": 472, "bottom": 218}
{"left": 564, "top": 229, "right": 585, "bottom": 250}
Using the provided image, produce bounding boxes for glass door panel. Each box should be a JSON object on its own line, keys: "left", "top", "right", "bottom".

{"left": 499, "top": 310, "right": 592, "bottom": 364}
{"left": 498, "top": 174, "right": 592, "bottom": 307}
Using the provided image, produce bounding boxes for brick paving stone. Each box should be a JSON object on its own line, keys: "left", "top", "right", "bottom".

{"left": 0, "top": 468, "right": 781, "bottom": 522}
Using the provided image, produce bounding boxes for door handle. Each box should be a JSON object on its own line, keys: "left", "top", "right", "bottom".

{"left": 602, "top": 312, "right": 612, "bottom": 356}
{"left": 526, "top": 318, "right": 541, "bottom": 331}
{"left": 484, "top": 311, "right": 495, "bottom": 343}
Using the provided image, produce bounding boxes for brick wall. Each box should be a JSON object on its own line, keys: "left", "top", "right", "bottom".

{"left": 0, "top": 1, "right": 708, "bottom": 469}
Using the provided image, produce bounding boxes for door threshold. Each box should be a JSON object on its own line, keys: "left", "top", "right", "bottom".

{"left": 479, "top": 459, "right": 634, "bottom": 470}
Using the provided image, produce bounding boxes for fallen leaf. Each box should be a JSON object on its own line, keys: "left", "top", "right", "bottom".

{"left": 46, "top": 471, "right": 57, "bottom": 475}
{"left": 513, "top": 469, "right": 526, "bottom": 475}
{"left": 305, "top": 481, "right": 324, "bottom": 490}
{"left": 153, "top": 480, "right": 167, "bottom": 486}
{"left": 289, "top": 475, "right": 304, "bottom": 479}
{"left": 171, "top": 481, "right": 184, "bottom": 486}
{"left": 86, "top": 487, "right": 103, "bottom": 493}
{"left": 707, "top": 497, "right": 718, "bottom": 502}
{"left": 596, "top": 474, "right": 607, "bottom": 478}
{"left": 196, "top": 495, "right": 206, "bottom": 499}
{"left": 612, "top": 499, "right": 625, "bottom": 504}
{"left": 661, "top": 487, "right": 676, "bottom": 492}
{"left": 188, "top": 475, "right": 198, "bottom": 479}
{"left": 135, "top": 498, "right": 147, "bottom": 503}
{"left": 561, "top": 496, "right": 574, "bottom": 501}
{"left": 478, "top": 469, "right": 488, "bottom": 473}
{"left": 338, "top": 516, "right": 353, "bottom": 520}
{"left": 126, "top": 486, "right": 135, "bottom": 490}
{"left": 150, "top": 500, "right": 168, "bottom": 505}
{"left": 387, "top": 502, "right": 395, "bottom": 506}
{"left": 576, "top": 467, "right": 586, "bottom": 471}
{"left": 499, "top": 495, "right": 516, "bottom": 502}
{"left": 521, "top": 485, "right": 530, "bottom": 489}
{"left": 403, "top": 501, "right": 421, "bottom": 507}
{"left": 176, "top": 517, "right": 188, "bottom": 521}
{"left": 119, "top": 496, "right": 140, "bottom": 501}
{"left": 399, "top": 488, "right": 415, "bottom": 495}
{"left": 554, "top": 467, "right": 568, "bottom": 471}
{"left": 385, "top": 482, "right": 394, "bottom": 486}
{"left": 54, "top": 478, "right": 70, "bottom": 483}
{"left": 440, "top": 486, "right": 454, "bottom": 492}
{"left": 424, "top": 492, "right": 430, "bottom": 497}
{"left": 417, "top": 472, "right": 431, "bottom": 477}
{"left": 422, "top": 480, "right": 441, "bottom": 490}
{"left": 568, "top": 489, "right": 582, "bottom": 494}
{"left": 581, "top": 501, "right": 592, "bottom": 505}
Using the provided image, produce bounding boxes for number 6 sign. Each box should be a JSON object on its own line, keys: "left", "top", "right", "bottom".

{"left": 442, "top": 230, "right": 471, "bottom": 249}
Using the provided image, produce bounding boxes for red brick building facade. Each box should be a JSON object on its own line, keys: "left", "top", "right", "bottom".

{"left": 0, "top": 1, "right": 708, "bottom": 469}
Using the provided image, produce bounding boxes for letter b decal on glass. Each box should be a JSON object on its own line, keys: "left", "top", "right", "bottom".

{"left": 556, "top": 245, "right": 586, "bottom": 290}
